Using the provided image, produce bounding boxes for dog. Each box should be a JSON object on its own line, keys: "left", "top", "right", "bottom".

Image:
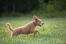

{"left": 6, "top": 16, "right": 44, "bottom": 37}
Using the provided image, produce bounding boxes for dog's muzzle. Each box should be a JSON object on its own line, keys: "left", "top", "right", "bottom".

{"left": 39, "top": 23, "right": 44, "bottom": 27}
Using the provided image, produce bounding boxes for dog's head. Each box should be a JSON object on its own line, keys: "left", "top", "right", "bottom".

{"left": 33, "top": 16, "right": 44, "bottom": 27}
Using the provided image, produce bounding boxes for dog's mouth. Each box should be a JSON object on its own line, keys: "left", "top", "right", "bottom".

{"left": 39, "top": 23, "right": 44, "bottom": 27}
{"left": 38, "top": 24, "right": 42, "bottom": 27}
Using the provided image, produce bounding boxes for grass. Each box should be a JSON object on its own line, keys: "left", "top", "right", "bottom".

{"left": 0, "top": 17, "right": 66, "bottom": 44}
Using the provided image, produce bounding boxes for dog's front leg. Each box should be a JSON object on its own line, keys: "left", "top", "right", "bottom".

{"left": 34, "top": 30, "right": 40, "bottom": 35}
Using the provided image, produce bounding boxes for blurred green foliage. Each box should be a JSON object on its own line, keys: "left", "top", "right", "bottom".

{"left": 53, "top": 0, "right": 66, "bottom": 10}
{"left": 0, "top": 0, "right": 66, "bottom": 17}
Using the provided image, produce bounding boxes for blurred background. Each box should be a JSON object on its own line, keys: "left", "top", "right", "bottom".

{"left": 0, "top": 0, "right": 66, "bottom": 17}
{"left": 0, "top": 0, "right": 66, "bottom": 44}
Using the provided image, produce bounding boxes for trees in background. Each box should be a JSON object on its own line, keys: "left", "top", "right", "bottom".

{"left": 16, "top": 0, "right": 39, "bottom": 13}
{"left": 0, "top": 0, "right": 39, "bottom": 14}
{"left": 0, "top": 0, "right": 66, "bottom": 15}
{"left": 53, "top": 0, "right": 66, "bottom": 10}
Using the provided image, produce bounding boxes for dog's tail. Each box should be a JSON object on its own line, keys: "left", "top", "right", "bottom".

{"left": 6, "top": 23, "right": 13, "bottom": 32}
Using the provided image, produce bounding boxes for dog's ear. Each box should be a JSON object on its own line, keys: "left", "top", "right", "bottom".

{"left": 33, "top": 16, "right": 38, "bottom": 20}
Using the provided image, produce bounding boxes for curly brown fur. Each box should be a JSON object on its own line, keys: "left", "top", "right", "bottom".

{"left": 6, "top": 16, "right": 44, "bottom": 37}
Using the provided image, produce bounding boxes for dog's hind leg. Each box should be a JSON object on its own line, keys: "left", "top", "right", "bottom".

{"left": 11, "top": 32, "right": 18, "bottom": 37}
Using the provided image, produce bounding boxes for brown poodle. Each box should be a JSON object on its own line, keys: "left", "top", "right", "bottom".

{"left": 6, "top": 16, "right": 44, "bottom": 37}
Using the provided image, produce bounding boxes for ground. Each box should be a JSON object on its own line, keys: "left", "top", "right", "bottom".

{"left": 0, "top": 17, "right": 66, "bottom": 44}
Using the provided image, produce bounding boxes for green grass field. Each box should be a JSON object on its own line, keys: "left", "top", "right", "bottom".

{"left": 0, "top": 17, "right": 66, "bottom": 44}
